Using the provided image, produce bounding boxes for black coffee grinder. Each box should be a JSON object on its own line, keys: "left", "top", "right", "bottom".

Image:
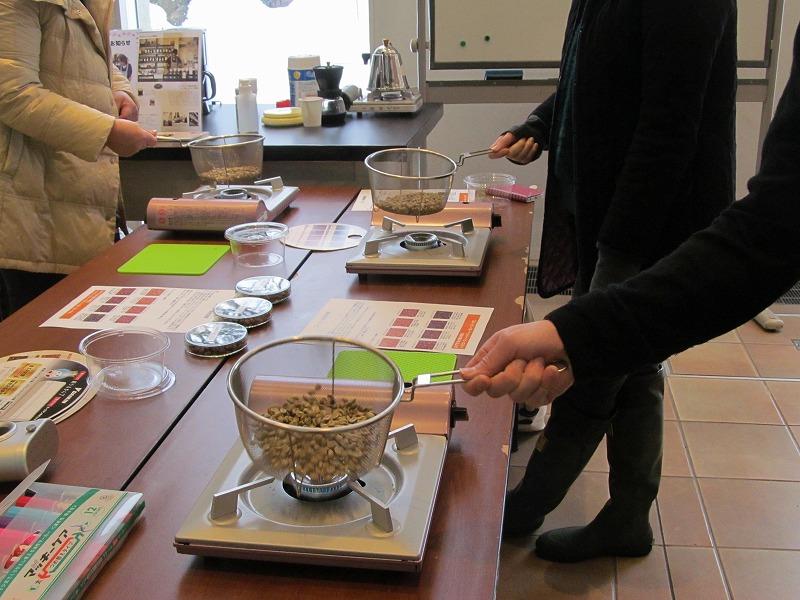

{"left": 313, "top": 63, "right": 347, "bottom": 126}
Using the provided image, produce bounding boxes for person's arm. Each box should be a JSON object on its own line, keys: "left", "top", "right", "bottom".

{"left": 508, "top": 93, "right": 555, "bottom": 151}
{"left": 598, "top": 0, "right": 735, "bottom": 261}
{"left": 549, "top": 24, "right": 800, "bottom": 379}
{"left": 111, "top": 68, "right": 137, "bottom": 106}
{"left": 0, "top": 0, "right": 115, "bottom": 162}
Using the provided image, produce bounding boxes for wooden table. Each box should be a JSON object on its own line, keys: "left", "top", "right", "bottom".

{"left": 86, "top": 197, "right": 534, "bottom": 599}
{"left": 0, "top": 186, "right": 357, "bottom": 493}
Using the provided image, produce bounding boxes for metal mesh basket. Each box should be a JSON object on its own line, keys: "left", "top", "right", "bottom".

{"left": 186, "top": 134, "right": 264, "bottom": 185}
{"left": 365, "top": 148, "right": 457, "bottom": 217}
{"left": 228, "top": 336, "right": 404, "bottom": 490}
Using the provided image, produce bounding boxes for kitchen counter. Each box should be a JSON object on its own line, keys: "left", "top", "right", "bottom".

{"left": 120, "top": 103, "right": 444, "bottom": 220}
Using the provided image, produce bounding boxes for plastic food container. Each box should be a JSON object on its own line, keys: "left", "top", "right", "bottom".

{"left": 185, "top": 322, "right": 248, "bottom": 358}
{"left": 364, "top": 148, "right": 457, "bottom": 217}
{"left": 79, "top": 328, "right": 173, "bottom": 400}
{"left": 464, "top": 172, "right": 516, "bottom": 201}
{"left": 235, "top": 275, "right": 291, "bottom": 303}
{"left": 213, "top": 297, "right": 273, "bottom": 329}
{"left": 224, "top": 222, "right": 288, "bottom": 268}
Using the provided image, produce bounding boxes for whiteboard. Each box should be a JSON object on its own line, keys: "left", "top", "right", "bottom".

{"left": 430, "top": 0, "right": 775, "bottom": 69}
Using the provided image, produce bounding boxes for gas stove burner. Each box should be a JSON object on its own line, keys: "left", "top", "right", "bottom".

{"left": 282, "top": 473, "right": 358, "bottom": 502}
{"left": 402, "top": 232, "right": 441, "bottom": 251}
{"left": 216, "top": 187, "right": 251, "bottom": 200}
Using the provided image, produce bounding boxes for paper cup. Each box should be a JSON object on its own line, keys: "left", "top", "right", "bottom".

{"left": 299, "top": 96, "right": 323, "bottom": 128}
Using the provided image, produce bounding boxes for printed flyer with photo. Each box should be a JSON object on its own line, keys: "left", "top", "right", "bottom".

{"left": 300, "top": 298, "right": 494, "bottom": 355}
{"left": 110, "top": 28, "right": 204, "bottom": 133}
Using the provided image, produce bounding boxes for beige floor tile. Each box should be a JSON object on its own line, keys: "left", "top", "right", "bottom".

{"left": 768, "top": 381, "right": 800, "bottom": 424}
{"left": 669, "top": 343, "right": 757, "bottom": 377}
{"left": 657, "top": 477, "right": 712, "bottom": 547}
{"left": 737, "top": 317, "right": 800, "bottom": 345}
{"left": 584, "top": 436, "right": 609, "bottom": 473}
{"left": 772, "top": 303, "right": 800, "bottom": 315}
{"left": 669, "top": 377, "right": 782, "bottom": 424}
{"left": 509, "top": 431, "right": 540, "bottom": 468}
{"left": 719, "top": 548, "right": 800, "bottom": 600}
{"left": 682, "top": 422, "right": 800, "bottom": 480}
{"left": 747, "top": 343, "right": 800, "bottom": 378}
{"left": 709, "top": 329, "right": 740, "bottom": 343}
{"left": 498, "top": 538, "right": 615, "bottom": 600}
{"left": 663, "top": 384, "right": 677, "bottom": 420}
{"left": 525, "top": 293, "right": 571, "bottom": 322}
{"left": 792, "top": 426, "right": 800, "bottom": 444}
{"left": 665, "top": 547, "right": 728, "bottom": 600}
{"left": 616, "top": 548, "right": 672, "bottom": 600}
{"left": 699, "top": 478, "right": 800, "bottom": 549}
{"left": 663, "top": 421, "right": 692, "bottom": 477}
{"left": 541, "top": 472, "right": 662, "bottom": 545}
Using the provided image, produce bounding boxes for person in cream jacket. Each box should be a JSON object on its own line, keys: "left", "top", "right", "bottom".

{"left": 0, "top": 0, "right": 157, "bottom": 318}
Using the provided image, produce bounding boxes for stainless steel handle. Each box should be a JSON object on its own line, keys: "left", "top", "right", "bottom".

{"left": 455, "top": 148, "right": 493, "bottom": 167}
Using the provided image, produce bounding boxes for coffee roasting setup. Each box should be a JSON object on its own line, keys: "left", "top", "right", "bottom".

{"left": 131, "top": 34, "right": 507, "bottom": 575}
{"left": 167, "top": 139, "right": 500, "bottom": 571}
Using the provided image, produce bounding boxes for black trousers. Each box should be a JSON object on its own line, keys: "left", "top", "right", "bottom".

{"left": 0, "top": 269, "right": 65, "bottom": 321}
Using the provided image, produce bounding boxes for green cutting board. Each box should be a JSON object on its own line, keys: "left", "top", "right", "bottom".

{"left": 117, "top": 244, "right": 229, "bottom": 276}
{"left": 331, "top": 349, "right": 457, "bottom": 383}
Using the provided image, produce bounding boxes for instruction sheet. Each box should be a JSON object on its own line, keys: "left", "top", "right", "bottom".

{"left": 300, "top": 298, "right": 493, "bottom": 355}
{"left": 40, "top": 286, "right": 232, "bottom": 333}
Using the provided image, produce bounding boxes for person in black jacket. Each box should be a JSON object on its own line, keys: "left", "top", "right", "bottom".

{"left": 486, "top": 0, "right": 738, "bottom": 562}
{"left": 464, "top": 22, "right": 800, "bottom": 406}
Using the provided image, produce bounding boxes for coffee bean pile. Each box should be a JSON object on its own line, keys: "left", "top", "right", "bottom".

{"left": 254, "top": 387, "right": 384, "bottom": 483}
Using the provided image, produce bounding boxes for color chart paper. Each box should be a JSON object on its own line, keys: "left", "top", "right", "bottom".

{"left": 300, "top": 298, "right": 493, "bottom": 355}
{"left": 40, "top": 286, "right": 232, "bottom": 333}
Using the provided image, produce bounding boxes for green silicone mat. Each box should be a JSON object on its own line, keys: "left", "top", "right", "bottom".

{"left": 117, "top": 244, "right": 229, "bottom": 276}
{"left": 331, "top": 349, "right": 457, "bottom": 383}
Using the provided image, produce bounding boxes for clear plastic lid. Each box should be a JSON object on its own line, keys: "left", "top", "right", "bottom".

{"left": 235, "top": 275, "right": 291, "bottom": 303}
{"left": 185, "top": 322, "right": 248, "bottom": 358}
{"left": 213, "top": 297, "right": 272, "bottom": 328}
{"left": 224, "top": 222, "right": 288, "bottom": 244}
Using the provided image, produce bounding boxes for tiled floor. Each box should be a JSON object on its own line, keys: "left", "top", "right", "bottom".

{"left": 500, "top": 298, "right": 800, "bottom": 599}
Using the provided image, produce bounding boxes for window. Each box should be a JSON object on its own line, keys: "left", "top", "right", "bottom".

{"left": 122, "top": 0, "right": 371, "bottom": 104}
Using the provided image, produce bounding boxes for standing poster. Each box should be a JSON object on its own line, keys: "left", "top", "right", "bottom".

{"left": 110, "top": 29, "right": 204, "bottom": 133}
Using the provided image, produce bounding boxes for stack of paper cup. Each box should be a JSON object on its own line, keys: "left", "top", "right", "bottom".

{"left": 288, "top": 55, "right": 320, "bottom": 106}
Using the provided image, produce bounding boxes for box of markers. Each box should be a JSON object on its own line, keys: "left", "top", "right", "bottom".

{"left": 0, "top": 481, "right": 144, "bottom": 599}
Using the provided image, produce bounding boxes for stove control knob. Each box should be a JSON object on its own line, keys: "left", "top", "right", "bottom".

{"left": 450, "top": 402, "right": 469, "bottom": 429}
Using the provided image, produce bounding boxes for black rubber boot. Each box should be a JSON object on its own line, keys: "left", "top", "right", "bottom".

{"left": 535, "top": 366, "right": 664, "bottom": 562}
{"left": 503, "top": 392, "right": 611, "bottom": 537}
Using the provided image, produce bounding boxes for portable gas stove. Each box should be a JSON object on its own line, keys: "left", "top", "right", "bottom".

{"left": 346, "top": 203, "right": 495, "bottom": 277}
{"left": 174, "top": 385, "right": 464, "bottom": 572}
{"left": 147, "top": 177, "right": 298, "bottom": 232}
{"left": 183, "top": 176, "right": 298, "bottom": 221}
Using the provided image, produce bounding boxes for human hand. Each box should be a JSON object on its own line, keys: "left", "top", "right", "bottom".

{"left": 113, "top": 91, "right": 138, "bottom": 121}
{"left": 460, "top": 320, "right": 574, "bottom": 408}
{"left": 489, "top": 132, "right": 540, "bottom": 164}
{"left": 105, "top": 119, "right": 157, "bottom": 157}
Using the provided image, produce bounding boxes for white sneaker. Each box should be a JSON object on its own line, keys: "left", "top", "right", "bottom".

{"left": 517, "top": 404, "right": 548, "bottom": 432}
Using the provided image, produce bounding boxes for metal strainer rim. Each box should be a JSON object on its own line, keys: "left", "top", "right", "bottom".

{"left": 364, "top": 147, "right": 458, "bottom": 182}
{"left": 227, "top": 335, "right": 405, "bottom": 433}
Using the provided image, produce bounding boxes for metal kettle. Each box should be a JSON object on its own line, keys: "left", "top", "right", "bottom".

{"left": 366, "top": 39, "right": 410, "bottom": 99}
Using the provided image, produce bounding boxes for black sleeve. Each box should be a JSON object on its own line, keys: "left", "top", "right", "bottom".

{"left": 546, "top": 24, "right": 800, "bottom": 380}
{"left": 598, "top": 0, "right": 735, "bottom": 260}
{"left": 508, "top": 93, "right": 555, "bottom": 150}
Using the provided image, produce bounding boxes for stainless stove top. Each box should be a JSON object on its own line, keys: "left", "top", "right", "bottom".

{"left": 174, "top": 429, "right": 447, "bottom": 571}
{"left": 184, "top": 176, "right": 298, "bottom": 221}
{"left": 346, "top": 216, "right": 491, "bottom": 277}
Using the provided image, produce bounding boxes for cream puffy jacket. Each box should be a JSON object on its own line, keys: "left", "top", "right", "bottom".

{"left": 0, "top": 0, "right": 134, "bottom": 274}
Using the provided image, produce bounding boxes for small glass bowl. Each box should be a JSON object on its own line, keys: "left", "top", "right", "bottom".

{"left": 464, "top": 172, "right": 516, "bottom": 201}
{"left": 79, "top": 328, "right": 173, "bottom": 400}
{"left": 224, "top": 222, "right": 288, "bottom": 268}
